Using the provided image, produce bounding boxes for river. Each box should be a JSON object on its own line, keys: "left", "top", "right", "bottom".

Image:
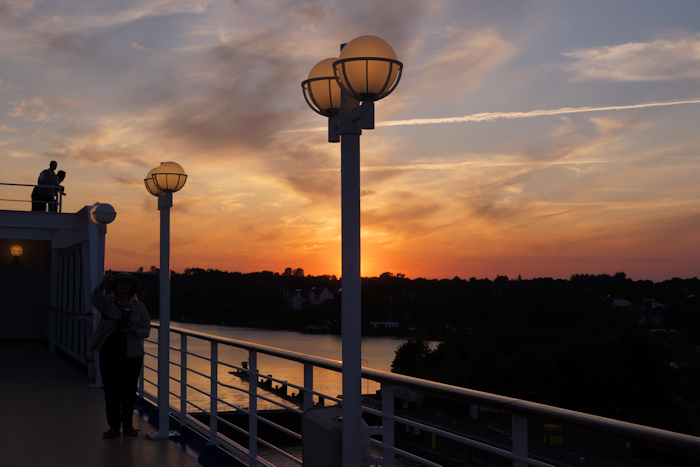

{"left": 144, "top": 322, "right": 417, "bottom": 412}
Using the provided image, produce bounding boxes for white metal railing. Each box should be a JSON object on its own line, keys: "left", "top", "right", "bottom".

{"left": 141, "top": 324, "right": 700, "bottom": 467}
{"left": 0, "top": 181, "right": 63, "bottom": 212}
{"left": 47, "top": 307, "right": 89, "bottom": 364}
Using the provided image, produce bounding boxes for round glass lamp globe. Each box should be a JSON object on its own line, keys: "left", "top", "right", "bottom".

{"left": 305, "top": 58, "right": 342, "bottom": 116}
{"left": 144, "top": 167, "right": 160, "bottom": 196}
{"left": 10, "top": 245, "right": 23, "bottom": 258}
{"left": 90, "top": 203, "right": 117, "bottom": 225}
{"left": 153, "top": 161, "right": 187, "bottom": 193}
{"left": 335, "top": 35, "right": 401, "bottom": 101}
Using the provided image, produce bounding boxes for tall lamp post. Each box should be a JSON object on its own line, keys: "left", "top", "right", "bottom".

{"left": 302, "top": 35, "right": 402, "bottom": 465}
{"left": 88, "top": 202, "right": 117, "bottom": 388}
{"left": 144, "top": 161, "right": 187, "bottom": 439}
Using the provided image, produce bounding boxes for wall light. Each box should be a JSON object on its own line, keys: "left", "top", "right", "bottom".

{"left": 89, "top": 203, "right": 117, "bottom": 226}
{"left": 10, "top": 245, "right": 23, "bottom": 258}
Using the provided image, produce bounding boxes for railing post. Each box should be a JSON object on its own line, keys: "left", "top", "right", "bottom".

{"left": 180, "top": 333, "right": 187, "bottom": 427}
{"left": 49, "top": 309, "right": 56, "bottom": 355}
{"left": 512, "top": 414, "right": 528, "bottom": 467}
{"left": 303, "top": 363, "right": 314, "bottom": 411}
{"left": 138, "top": 364, "right": 144, "bottom": 398}
{"left": 209, "top": 341, "right": 218, "bottom": 444}
{"left": 381, "top": 383, "right": 395, "bottom": 466}
{"left": 248, "top": 351, "right": 258, "bottom": 465}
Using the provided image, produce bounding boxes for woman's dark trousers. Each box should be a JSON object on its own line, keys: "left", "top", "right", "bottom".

{"left": 99, "top": 352, "right": 144, "bottom": 431}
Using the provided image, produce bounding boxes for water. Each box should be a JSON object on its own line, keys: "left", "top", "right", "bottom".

{"left": 143, "top": 323, "right": 430, "bottom": 466}
{"left": 144, "top": 322, "right": 412, "bottom": 412}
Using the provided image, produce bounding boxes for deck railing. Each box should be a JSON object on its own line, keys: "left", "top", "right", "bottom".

{"left": 0, "top": 181, "right": 63, "bottom": 212}
{"left": 46, "top": 307, "right": 90, "bottom": 364}
{"left": 141, "top": 323, "right": 700, "bottom": 467}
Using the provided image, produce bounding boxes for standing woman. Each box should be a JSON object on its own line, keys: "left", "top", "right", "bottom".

{"left": 90, "top": 272, "right": 151, "bottom": 438}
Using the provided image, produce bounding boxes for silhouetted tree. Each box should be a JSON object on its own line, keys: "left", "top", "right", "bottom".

{"left": 391, "top": 339, "right": 434, "bottom": 376}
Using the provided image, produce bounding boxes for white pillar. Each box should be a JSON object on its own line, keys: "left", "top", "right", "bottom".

{"left": 88, "top": 219, "right": 106, "bottom": 387}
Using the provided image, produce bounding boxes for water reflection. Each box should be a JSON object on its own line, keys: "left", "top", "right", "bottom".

{"left": 144, "top": 322, "right": 413, "bottom": 412}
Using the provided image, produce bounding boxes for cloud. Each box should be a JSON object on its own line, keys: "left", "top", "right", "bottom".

{"left": 7, "top": 97, "right": 51, "bottom": 122}
{"left": 0, "top": 0, "right": 32, "bottom": 18}
{"left": 129, "top": 41, "right": 149, "bottom": 52}
{"left": 27, "top": 1, "right": 208, "bottom": 35}
{"left": 362, "top": 190, "right": 445, "bottom": 240}
{"left": 404, "top": 26, "right": 516, "bottom": 101}
{"left": 563, "top": 33, "right": 700, "bottom": 82}
{"left": 381, "top": 98, "right": 700, "bottom": 127}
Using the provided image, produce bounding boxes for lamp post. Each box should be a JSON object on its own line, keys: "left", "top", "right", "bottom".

{"left": 144, "top": 161, "right": 187, "bottom": 439}
{"left": 88, "top": 202, "right": 117, "bottom": 388}
{"left": 302, "top": 35, "right": 402, "bottom": 466}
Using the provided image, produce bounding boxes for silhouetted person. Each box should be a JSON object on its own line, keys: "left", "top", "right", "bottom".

{"left": 90, "top": 272, "right": 151, "bottom": 439}
{"left": 31, "top": 161, "right": 59, "bottom": 212}
{"left": 52, "top": 170, "right": 66, "bottom": 212}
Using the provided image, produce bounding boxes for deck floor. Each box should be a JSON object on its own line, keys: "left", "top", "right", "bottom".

{"left": 0, "top": 341, "right": 204, "bottom": 467}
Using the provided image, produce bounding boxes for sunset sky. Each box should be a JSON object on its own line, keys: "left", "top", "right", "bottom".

{"left": 2, "top": 1, "right": 700, "bottom": 282}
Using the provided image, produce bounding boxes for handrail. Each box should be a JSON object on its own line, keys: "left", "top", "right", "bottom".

{"left": 361, "top": 368, "right": 700, "bottom": 457}
{"left": 144, "top": 323, "right": 700, "bottom": 466}
{"left": 166, "top": 324, "right": 345, "bottom": 371}
{"left": 0, "top": 181, "right": 63, "bottom": 212}
{"left": 46, "top": 307, "right": 90, "bottom": 364}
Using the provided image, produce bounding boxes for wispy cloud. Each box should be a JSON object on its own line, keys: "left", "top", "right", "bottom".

{"left": 7, "top": 97, "right": 52, "bottom": 122}
{"left": 379, "top": 98, "right": 700, "bottom": 127}
{"left": 564, "top": 33, "right": 700, "bottom": 82}
{"left": 363, "top": 158, "right": 607, "bottom": 172}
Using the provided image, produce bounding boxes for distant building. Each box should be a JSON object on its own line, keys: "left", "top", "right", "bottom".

{"left": 370, "top": 321, "right": 399, "bottom": 329}
{"left": 309, "top": 287, "right": 334, "bottom": 306}
{"left": 638, "top": 312, "right": 663, "bottom": 326}
{"left": 288, "top": 287, "right": 334, "bottom": 311}
{"left": 641, "top": 298, "right": 666, "bottom": 310}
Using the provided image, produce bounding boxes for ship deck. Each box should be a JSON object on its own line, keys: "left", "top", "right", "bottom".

{"left": 0, "top": 341, "right": 204, "bottom": 467}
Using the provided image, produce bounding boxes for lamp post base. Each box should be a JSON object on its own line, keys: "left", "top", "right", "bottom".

{"left": 146, "top": 430, "right": 180, "bottom": 440}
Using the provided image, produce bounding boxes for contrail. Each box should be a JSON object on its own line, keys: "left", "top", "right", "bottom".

{"left": 379, "top": 98, "right": 700, "bottom": 127}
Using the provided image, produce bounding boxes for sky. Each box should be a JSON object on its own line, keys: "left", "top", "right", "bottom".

{"left": 2, "top": 0, "right": 700, "bottom": 282}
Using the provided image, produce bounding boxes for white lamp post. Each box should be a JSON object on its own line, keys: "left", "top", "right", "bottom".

{"left": 88, "top": 202, "right": 117, "bottom": 388}
{"left": 144, "top": 161, "right": 187, "bottom": 439}
{"left": 302, "top": 35, "right": 402, "bottom": 466}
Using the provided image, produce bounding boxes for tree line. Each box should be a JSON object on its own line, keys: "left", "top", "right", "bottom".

{"left": 390, "top": 272, "right": 700, "bottom": 436}
{"left": 130, "top": 267, "right": 700, "bottom": 434}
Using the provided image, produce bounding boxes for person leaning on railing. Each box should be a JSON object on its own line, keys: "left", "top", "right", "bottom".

{"left": 31, "top": 160, "right": 59, "bottom": 212}
{"left": 53, "top": 170, "right": 66, "bottom": 211}
{"left": 89, "top": 272, "right": 151, "bottom": 439}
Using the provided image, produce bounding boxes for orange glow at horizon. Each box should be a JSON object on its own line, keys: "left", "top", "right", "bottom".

{"left": 2, "top": 2, "right": 700, "bottom": 283}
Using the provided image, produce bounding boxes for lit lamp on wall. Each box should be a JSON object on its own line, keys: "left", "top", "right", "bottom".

{"left": 10, "top": 245, "right": 23, "bottom": 262}
{"left": 144, "top": 161, "right": 187, "bottom": 439}
{"left": 302, "top": 35, "right": 402, "bottom": 466}
{"left": 89, "top": 203, "right": 117, "bottom": 226}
